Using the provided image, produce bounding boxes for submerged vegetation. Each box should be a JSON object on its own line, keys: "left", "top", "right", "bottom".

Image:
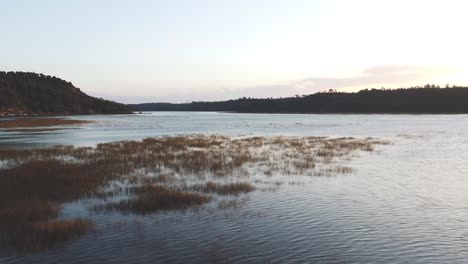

{"left": 0, "top": 135, "right": 388, "bottom": 251}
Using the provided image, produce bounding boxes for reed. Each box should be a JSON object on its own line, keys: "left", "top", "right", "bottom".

{"left": 11, "top": 219, "right": 94, "bottom": 251}
{"left": 0, "top": 160, "right": 112, "bottom": 251}
{"left": 0, "top": 135, "right": 387, "bottom": 179}
{"left": 191, "top": 181, "right": 255, "bottom": 195}
{"left": 103, "top": 184, "right": 211, "bottom": 214}
{"left": 0, "top": 134, "right": 389, "bottom": 250}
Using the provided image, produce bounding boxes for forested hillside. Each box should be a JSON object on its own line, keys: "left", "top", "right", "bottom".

{"left": 0, "top": 71, "right": 131, "bottom": 116}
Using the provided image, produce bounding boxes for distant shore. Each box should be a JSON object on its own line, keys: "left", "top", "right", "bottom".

{"left": 129, "top": 86, "right": 468, "bottom": 114}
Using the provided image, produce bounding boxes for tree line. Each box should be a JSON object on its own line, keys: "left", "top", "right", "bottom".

{"left": 130, "top": 85, "right": 468, "bottom": 113}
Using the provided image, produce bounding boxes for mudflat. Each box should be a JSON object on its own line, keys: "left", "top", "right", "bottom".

{"left": 0, "top": 118, "right": 93, "bottom": 129}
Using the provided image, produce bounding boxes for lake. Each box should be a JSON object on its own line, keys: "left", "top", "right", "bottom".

{"left": 1, "top": 112, "right": 468, "bottom": 263}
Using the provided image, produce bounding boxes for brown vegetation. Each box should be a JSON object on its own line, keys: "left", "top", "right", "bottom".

{"left": 102, "top": 184, "right": 211, "bottom": 214}
{"left": 191, "top": 182, "right": 255, "bottom": 195}
{"left": 11, "top": 219, "right": 94, "bottom": 251}
{"left": 0, "top": 135, "right": 389, "bottom": 251}
{"left": 0, "top": 118, "right": 93, "bottom": 129}
{"left": 0, "top": 159, "right": 107, "bottom": 251}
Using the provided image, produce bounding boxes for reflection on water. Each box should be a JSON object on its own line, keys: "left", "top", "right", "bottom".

{"left": 2, "top": 112, "right": 468, "bottom": 263}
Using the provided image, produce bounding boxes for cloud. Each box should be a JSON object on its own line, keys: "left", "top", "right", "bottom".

{"left": 293, "top": 65, "right": 458, "bottom": 93}
{"left": 99, "top": 65, "right": 461, "bottom": 103}
{"left": 209, "top": 65, "right": 459, "bottom": 101}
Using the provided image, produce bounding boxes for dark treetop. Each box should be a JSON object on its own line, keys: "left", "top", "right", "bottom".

{"left": 0, "top": 72, "right": 131, "bottom": 115}
{"left": 130, "top": 85, "right": 468, "bottom": 114}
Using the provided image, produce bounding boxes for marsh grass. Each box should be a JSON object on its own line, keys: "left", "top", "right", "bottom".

{"left": 0, "top": 118, "right": 93, "bottom": 129}
{"left": 0, "top": 135, "right": 388, "bottom": 251}
{"left": 0, "top": 159, "right": 108, "bottom": 251}
{"left": 100, "top": 184, "right": 212, "bottom": 214}
{"left": 9, "top": 219, "right": 94, "bottom": 252}
{"left": 190, "top": 182, "right": 255, "bottom": 195}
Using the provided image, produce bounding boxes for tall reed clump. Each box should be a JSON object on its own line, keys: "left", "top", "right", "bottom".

{"left": 10, "top": 219, "right": 94, "bottom": 251}
{"left": 0, "top": 159, "right": 107, "bottom": 251}
{"left": 101, "top": 183, "right": 212, "bottom": 214}
{"left": 190, "top": 182, "right": 255, "bottom": 195}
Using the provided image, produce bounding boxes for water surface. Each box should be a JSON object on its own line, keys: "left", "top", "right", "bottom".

{"left": 1, "top": 112, "right": 468, "bottom": 263}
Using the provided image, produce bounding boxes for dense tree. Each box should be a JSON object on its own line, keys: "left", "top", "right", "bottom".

{"left": 130, "top": 85, "right": 468, "bottom": 114}
{"left": 0, "top": 71, "right": 131, "bottom": 115}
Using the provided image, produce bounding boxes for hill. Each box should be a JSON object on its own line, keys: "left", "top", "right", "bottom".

{"left": 130, "top": 86, "right": 468, "bottom": 114}
{"left": 0, "top": 71, "right": 132, "bottom": 116}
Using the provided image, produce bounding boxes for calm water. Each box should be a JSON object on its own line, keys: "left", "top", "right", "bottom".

{"left": 2, "top": 112, "right": 468, "bottom": 263}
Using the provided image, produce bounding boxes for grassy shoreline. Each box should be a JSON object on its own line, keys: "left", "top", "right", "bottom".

{"left": 0, "top": 118, "right": 93, "bottom": 131}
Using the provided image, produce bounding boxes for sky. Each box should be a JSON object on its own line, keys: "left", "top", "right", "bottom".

{"left": 1, "top": 0, "right": 468, "bottom": 103}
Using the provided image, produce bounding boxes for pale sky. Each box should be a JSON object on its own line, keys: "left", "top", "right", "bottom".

{"left": 1, "top": 0, "right": 467, "bottom": 103}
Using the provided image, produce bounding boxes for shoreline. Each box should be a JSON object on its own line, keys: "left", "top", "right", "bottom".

{"left": 0, "top": 118, "right": 94, "bottom": 129}
{"left": 140, "top": 110, "right": 468, "bottom": 115}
